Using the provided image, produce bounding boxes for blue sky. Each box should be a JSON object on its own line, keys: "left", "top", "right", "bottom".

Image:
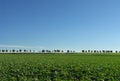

{"left": 0, "top": 0, "right": 120, "bottom": 51}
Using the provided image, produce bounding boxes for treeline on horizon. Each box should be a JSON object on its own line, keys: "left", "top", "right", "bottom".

{"left": 82, "top": 50, "right": 120, "bottom": 53}
{"left": 0, "top": 49, "right": 120, "bottom": 53}
{"left": 0, "top": 49, "right": 75, "bottom": 53}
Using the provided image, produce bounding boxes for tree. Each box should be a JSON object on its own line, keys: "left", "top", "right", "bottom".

{"left": 106, "top": 50, "right": 109, "bottom": 53}
{"left": 115, "top": 51, "right": 118, "bottom": 53}
{"left": 33, "top": 50, "right": 35, "bottom": 53}
{"left": 110, "top": 50, "right": 113, "bottom": 53}
{"left": 54, "top": 50, "right": 57, "bottom": 53}
{"left": 9, "top": 50, "right": 12, "bottom": 53}
{"left": 16, "top": 50, "right": 19, "bottom": 53}
{"left": 94, "top": 50, "right": 96, "bottom": 53}
{"left": 91, "top": 50, "right": 93, "bottom": 53}
{"left": 61, "top": 50, "right": 64, "bottom": 53}
{"left": 46, "top": 50, "right": 48, "bottom": 53}
{"left": 42, "top": 50, "right": 45, "bottom": 53}
{"left": 99, "top": 50, "right": 102, "bottom": 53}
{"left": 73, "top": 50, "right": 75, "bottom": 53}
{"left": 102, "top": 50, "right": 105, "bottom": 53}
{"left": 2, "top": 50, "right": 5, "bottom": 53}
{"left": 24, "top": 50, "right": 27, "bottom": 53}
{"left": 88, "top": 50, "right": 90, "bottom": 53}
{"left": 19, "top": 49, "right": 22, "bottom": 53}
{"left": 67, "top": 50, "right": 70, "bottom": 53}
{"left": 29, "top": 50, "right": 32, "bottom": 53}
{"left": 6, "top": 49, "right": 8, "bottom": 53}
{"left": 97, "top": 50, "right": 99, "bottom": 53}
{"left": 70, "top": 50, "right": 73, "bottom": 53}
{"left": 57, "top": 50, "right": 60, "bottom": 53}
{"left": 82, "top": 50, "right": 85, "bottom": 53}
{"left": 12, "top": 49, "right": 15, "bottom": 53}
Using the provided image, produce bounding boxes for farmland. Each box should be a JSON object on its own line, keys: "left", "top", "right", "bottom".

{"left": 0, "top": 53, "right": 120, "bottom": 81}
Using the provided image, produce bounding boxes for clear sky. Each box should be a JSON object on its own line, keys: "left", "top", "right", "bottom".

{"left": 0, "top": 0, "right": 120, "bottom": 51}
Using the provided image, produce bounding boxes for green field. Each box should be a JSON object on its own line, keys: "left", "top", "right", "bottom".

{"left": 0, "top": 53, "right": 120, "bottom": 81}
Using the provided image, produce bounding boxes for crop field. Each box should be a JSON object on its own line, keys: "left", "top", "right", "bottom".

{"left": 0, "top": 53, "right": 120, "bottom": 81}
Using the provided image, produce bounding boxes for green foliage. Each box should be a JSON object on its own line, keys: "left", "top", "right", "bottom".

{"left": 0, "top": 53, "right": 120, "bottom": 80}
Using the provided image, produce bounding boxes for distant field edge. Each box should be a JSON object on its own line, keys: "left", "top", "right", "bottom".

{"left": 0, "top": 53, "right": 120, "bottom": 55}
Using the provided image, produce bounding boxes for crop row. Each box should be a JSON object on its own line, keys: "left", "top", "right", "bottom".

{"left": 0, "top": 54, "right": 120, "bottom": 81}
{"left": 0, "top": 62, "right": 120, "bottom": 81}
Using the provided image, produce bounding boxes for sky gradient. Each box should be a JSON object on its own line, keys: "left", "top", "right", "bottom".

{"left": 0, "top": 0, "right": 120, "bottom": 51}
